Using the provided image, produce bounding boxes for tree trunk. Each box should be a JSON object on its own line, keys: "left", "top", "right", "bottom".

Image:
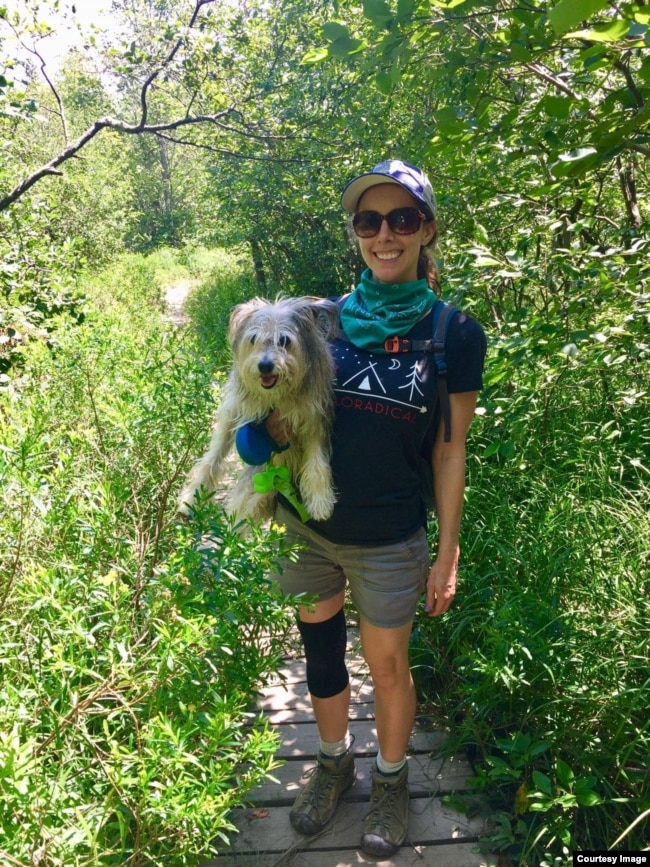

{"left": 158, "top": 137, "right": 175, "bottom": 242}
{"left": 617, "top": 156, "right": 642, "bottom": 229}
{"left": 250, "top": 238, "right": 268, "bottom": 293}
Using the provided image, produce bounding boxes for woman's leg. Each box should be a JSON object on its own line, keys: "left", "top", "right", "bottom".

{"left": 298, "top": 590, "right": 350, "bottom": 742}
{"left": 290, "top": 590, "right": 355, "bottom": 836}
{"left": 359, "top": 618, "right": 415, "bottom": 762}
{"left": 359, "top": 616, "right": 415, "bottom": 857}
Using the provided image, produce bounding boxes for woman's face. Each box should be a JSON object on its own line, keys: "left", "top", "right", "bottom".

{"left": 355, "top": 183, "right": 436, "bottom": 285}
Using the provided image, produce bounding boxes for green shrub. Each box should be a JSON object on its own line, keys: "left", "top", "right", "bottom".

{"left": 0, "top": 278, "right": 301, "bottom": 864}
{"left": 0, "top": 499, "right": 299, "bottom": 865}
{"left": 77, "top": 252, "right": 165, "bottom": 316}
{"left": 410, "top": 237, "right": 650, "bottom": 865}
{"left": 413, "top": 420, "right": 650, "bottom": 865}
{"left": 183, "top": 248, "right": 258, "bottom": 360}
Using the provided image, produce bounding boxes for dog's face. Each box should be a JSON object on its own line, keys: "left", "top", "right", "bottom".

{"left": 228, "top": 297, "right": 336, "bottom": 398}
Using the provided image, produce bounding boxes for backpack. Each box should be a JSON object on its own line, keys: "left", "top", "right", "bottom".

{"left": 335, "top": 297, "right": 459, "bottom": 511}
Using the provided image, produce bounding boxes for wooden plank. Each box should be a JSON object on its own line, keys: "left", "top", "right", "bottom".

{"left": 242, "top": 754, "right": 474, "bottom": 805}
{"left": 203, "top": 837, "right": 492, "bottom": 866}
{"left": 203, "top": 625, "right": 490, "bottom": 866}
{"left": 272, "top": 720, "right": 448, "bottom": 759}
{"left": 257, "top": 674, "right": 374, "bottom": 713}
{"left": 220, "top": 797, "right": 482, "bottom": 851}
{"left": 264, "top": 703, "right": 376, "bottom": 725}
{"left": 269, "top": 652, "right": 368, "bottom": 688}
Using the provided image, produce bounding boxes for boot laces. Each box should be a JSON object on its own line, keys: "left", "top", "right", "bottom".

{"left": 367, "top": 775, "right": 406, "bottom": 831}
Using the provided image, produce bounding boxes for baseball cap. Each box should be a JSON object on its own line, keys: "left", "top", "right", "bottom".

{"left": 341, "top": 159, "right": 437, "bottom": 220}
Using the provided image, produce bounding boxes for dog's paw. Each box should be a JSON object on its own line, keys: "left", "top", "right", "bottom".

{"left": 177, "top": 496, "right": 195, "bottom": 517}
{"left": 303, "top": 487, "right": 336, "bottom": 522}
{"left": 177, "top": 484, "right": 205, "bottom": 516}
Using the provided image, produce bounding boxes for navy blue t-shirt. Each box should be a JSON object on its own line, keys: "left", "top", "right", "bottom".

{"left": 283, "top": 304, "right": 486, "bottom": 545}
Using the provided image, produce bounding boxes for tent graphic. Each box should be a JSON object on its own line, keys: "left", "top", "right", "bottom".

{"left": 341, "top": 361, "right": 387, "bottom": 394}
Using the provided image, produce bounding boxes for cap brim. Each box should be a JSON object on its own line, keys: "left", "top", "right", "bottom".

{"left": 340, "top": 173, "right": 435, "bottom": 219}
{"left": 340, "top": 174, "right": 403, "bottom": 213}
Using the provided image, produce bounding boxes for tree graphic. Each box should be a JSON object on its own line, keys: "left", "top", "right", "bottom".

{"left": 398, "top": 361, "right": 425, "bottom": 402}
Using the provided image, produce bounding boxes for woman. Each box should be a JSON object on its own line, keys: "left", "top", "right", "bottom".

{"left": 240, "top": 159, "right": 486, "bottom": 857}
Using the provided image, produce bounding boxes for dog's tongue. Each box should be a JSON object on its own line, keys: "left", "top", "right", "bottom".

{"left": 261, "top": 375, "right": 278, "bottom": 389}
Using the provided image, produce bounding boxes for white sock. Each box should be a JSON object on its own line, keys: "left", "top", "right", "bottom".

{"left": 320, "top": 731, "right": 352, "bottom": 757}
{"left": 376, "top": 750, "right": 406, "bottom": 775}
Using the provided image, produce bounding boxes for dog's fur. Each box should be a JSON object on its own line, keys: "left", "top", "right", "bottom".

{"left": 178, "top": 295, "right": 338, "bottom": 523}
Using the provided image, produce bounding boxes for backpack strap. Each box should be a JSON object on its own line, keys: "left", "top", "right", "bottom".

{"left": 335, "top": 296, "right": 458, "bottom": 442}
{"left": 430, "top": 301, "right": 458, "bottom": 443}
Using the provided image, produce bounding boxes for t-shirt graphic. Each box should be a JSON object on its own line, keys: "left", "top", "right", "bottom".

{"left": 296, "top": 306, "right": 486, "bottom": 546}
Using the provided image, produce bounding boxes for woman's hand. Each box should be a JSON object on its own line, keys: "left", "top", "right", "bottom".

{"left": 265, "top": 409, "right": 291, "bottom": 447}
{"left": 424, "top": 552, "right": 459, "bottom": 617}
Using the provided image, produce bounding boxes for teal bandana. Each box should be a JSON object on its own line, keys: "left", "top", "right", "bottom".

{"left": 339, "top": 269, "right": 436, "bottom": 352}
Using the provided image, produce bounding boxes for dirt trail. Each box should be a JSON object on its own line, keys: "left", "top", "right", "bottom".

{"left": 164, "top": 279, "right": 195, "bottom": 326}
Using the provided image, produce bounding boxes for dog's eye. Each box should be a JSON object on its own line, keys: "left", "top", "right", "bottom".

{"left": 249, "top": 333, "right": 257, "bottom": 345}
{"left": 278, "top": 334, "right": 291, "bottom": 348}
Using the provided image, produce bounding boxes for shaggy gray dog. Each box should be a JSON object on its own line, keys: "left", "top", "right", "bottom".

{"left": 179, "top": 296, "right": 338, "bottom": 523}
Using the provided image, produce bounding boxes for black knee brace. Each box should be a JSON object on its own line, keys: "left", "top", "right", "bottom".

{"left": 297, "top": 610, "right": 349, "bottom": 699}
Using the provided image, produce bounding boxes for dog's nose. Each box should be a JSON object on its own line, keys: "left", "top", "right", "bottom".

{"left": 258, "top": 359, "right": 275, "bottom": 375}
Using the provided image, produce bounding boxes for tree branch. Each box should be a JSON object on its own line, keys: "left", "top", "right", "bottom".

{"left": 138, "top": 0, "right": 215, "bottom": 126}
{"left": 2, "top": 14, "right": 69, "bottom": 142}
{"left": 0, "top": 110, "right": 232, "bottom": 212}
{"left": 524, "top": 61, "right": 583, "bottom": 101}
{"left": 0, "top": 0, "right": 225, "bottom": 212}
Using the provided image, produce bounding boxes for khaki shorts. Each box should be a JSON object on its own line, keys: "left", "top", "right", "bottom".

{"left": 271, "top": 505, "right": 429, "bottom": 629}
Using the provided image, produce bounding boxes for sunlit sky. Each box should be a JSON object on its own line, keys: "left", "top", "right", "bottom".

{"left": 4, "top": 0, "right": 114, "bottom": 71}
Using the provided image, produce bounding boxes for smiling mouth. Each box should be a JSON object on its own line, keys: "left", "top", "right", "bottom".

{"left": 375, "top": 251, "right": 401, "bottom": 261}
{"left": 260, "top": 375, "right": 279, "bottom": 389}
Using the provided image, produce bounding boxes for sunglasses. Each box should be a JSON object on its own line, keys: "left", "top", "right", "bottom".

{"left": 352, "top": 207, "right": 426, "bottom": 238}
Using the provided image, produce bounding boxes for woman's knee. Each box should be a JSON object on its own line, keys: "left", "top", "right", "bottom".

{"left": 361, "top": 619, "right": 412, "bottom": 686}
{"left": 367, "top": 653, "right": 410, "bottom": 690}
{"left": 298, "top": 609, "right": 349, "bottom": 699}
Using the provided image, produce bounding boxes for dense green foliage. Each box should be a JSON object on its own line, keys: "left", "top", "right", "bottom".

{"left": 412, "top": 247, "right": 649, "bottom": 862}
{"left": 0, "top": 253, "right": 304, "bottom": 864}
{"left": 1, "top": 0, "right": 648, "bottom": 863}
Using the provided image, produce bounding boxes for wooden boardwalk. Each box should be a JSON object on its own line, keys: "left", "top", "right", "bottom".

{"left": 204, "top": 629, "right": 494, "bottom": 867}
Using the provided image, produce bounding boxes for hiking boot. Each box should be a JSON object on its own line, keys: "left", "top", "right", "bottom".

{"left": 289, "top": 748, "right": 356, "bottom": 836}
{"left": 360, "top": 761, "right": 409, "bottom": 858}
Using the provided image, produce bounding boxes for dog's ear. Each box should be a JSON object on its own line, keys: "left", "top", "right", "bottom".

{"left": 228, "top": 297, "right": 267, "bottom": 344}
{"left": 309, "top": 298, "right": 340, "bottom": 340}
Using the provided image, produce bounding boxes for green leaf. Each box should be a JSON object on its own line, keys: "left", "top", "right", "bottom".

{"left": 548, "top": 0, "right": 611, "bottom": 37}
{"left": 322, "top": 22, "right": 350, "bottom": 42}
{"left": 301, "top": 46, "right": 329, "bottom": 64}
{"left": 565, "top": 20, "right": 630, "bottom": 42}
{"left": 532, "top": 770, "right": 553, "bottom": 796}
{"left": 550, "top": 147, "right": 600, "bottom": 178}
{"left": 543, "top": 95, "right": 572, "bottom": 119}
{"left": 510, "top": 42, "right": 533, "bottom": 63}
{"left": 397, "top": 0, "right": 415, "bottom": 23}
{"left": 555, "top": 758, "right": 575, "bottom": 788}
{"left": 376, "top": 71, "right": 394, "bottom": 94}
{"left": 577, "top": 791, "right": 603, "bottom": 806}
{"left": 328, "top": 35, "right": 366, "bottom": 57}
{"left": 363, "top": 0, "right": 392, "bottom": 25}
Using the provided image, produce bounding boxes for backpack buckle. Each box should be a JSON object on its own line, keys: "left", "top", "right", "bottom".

{"left": 384, "top": 336, "right": 410, "bottom": 353}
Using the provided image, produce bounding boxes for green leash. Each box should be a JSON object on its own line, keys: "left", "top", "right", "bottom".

{"left": 253, "top": 464, "right": 310, "bottom": 523}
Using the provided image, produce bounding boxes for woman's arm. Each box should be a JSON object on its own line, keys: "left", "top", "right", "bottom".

{"left": 425, "top": 390, "right": 479, "bottom": 617}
